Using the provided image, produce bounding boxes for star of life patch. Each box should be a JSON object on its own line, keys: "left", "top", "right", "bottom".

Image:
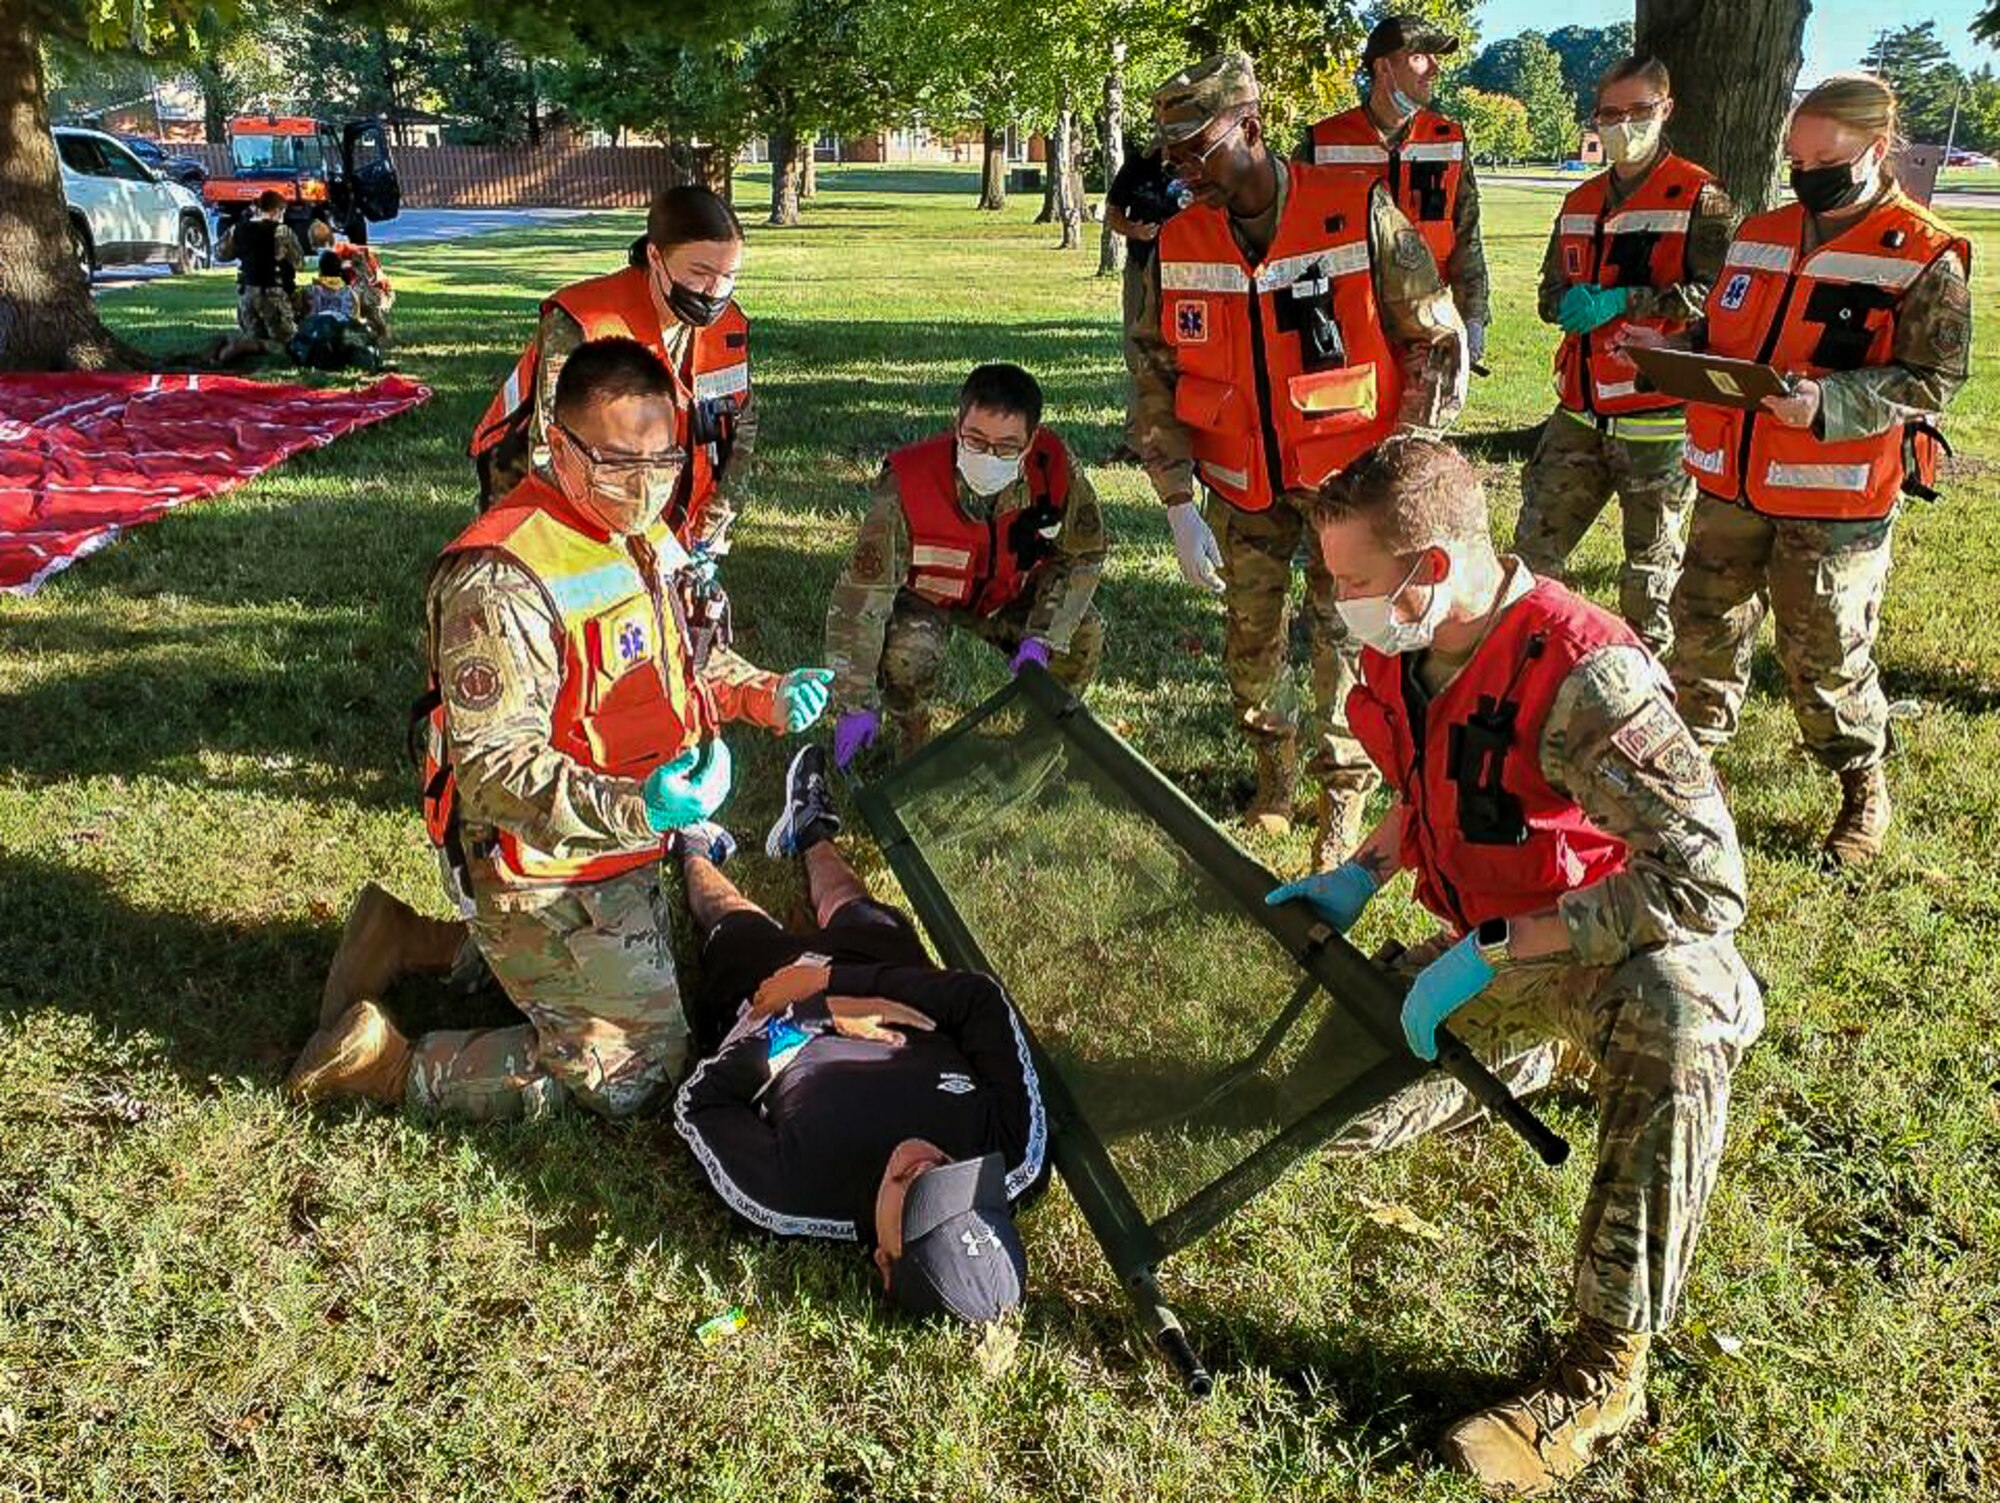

{"left": 1173, "top": 299, "right": 1208, "bottom": 343}
{"left": 1720, "top": 272, "right": 1752, "bottom": 311}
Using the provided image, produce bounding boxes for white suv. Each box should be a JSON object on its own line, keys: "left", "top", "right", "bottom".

{"left": 55, "top": 126, "right": 212, "bottom": 279}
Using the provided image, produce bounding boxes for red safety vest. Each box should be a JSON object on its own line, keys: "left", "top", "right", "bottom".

{"left": 1346, "top": 579, "right": 1633, "bottom": 933}
{"left": 1552, "top": 153, "right": 1712, "bottom": 417}
{"left": 467, "top": 265, "right": 751, "bottom": 540}
{"left": 1157, "top": 164, "right": 1402, "bottom": 513}
{"left": 1306, "top": 105, "right": 1465, "bottom": 272}
{"left": 420, "top": 472, "right": 713, "bottom": 890}
{"left": 888, "top": 430, "right": 1072, "bottom": 617}
{"left": 1682, "top": 191, "right": 1970, "bottom": 520}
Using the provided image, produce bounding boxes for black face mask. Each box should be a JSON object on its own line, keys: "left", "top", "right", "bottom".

{"left": 1791, "top": 155, "right": 1872, "bottom": 215}
{"left": 664, "top": 274, "right": 730, "bottom": 327}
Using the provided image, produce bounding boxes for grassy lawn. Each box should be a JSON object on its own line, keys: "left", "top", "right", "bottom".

{"left": 4, "top": 163, "right": 1998, "bottom": 1500}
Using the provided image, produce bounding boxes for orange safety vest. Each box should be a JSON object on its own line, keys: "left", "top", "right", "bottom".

{"left": 1552, "top": 153, "right": 1712, "bottom": 418}
{"left": 468, "top": 265, "right": 751, "bottom": 541}
{"left": 1683, "top": 192, "right": 1970, "bottom": 520}
{"left": 888, "top": 429, "right": 1072, "bottom": 617}
{"left": 420, "top": 472, "right": 713, "bottom": 890}
{"left": 1345, "top": 579, "right": 1633, "bottom": 933}
{"left": 1157, "top": 163, "right": 1402, "bottom": 513}
{"left": 1306, "top": 105, "right": 1465, "bottom": 272}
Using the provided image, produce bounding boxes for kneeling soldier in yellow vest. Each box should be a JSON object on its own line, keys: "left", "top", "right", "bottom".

{"left": 290, "top": 338, "right": 832, "bottom": 1119}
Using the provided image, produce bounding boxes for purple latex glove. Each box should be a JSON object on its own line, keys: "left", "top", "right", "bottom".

{"left": 832, "top": 708, "right": 881, "bottom": 770}
{"left": 1010, "top": 638, "right": 1052, "bottom": 675}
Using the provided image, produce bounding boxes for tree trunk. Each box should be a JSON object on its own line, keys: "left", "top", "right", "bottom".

{"left": 1050, "top": 100, "right": 1083, "bottom": 249}
{"left": 526, "top": 57, "right": 542, "bottom": 148}
{"left": 193, "top": 63, "right": 230, "bottom": 144}
{"left": 1099, "top": 42, "right": 1127, "bottom": 277}
{"left": 801, "top": 148, "right": 817, "bottom": 200}
{"left": 1637, "top": 0, "right": 1805, "bottom": 214}
{"left": 0, "top": 0, "right": 144, "bottom": 372}
{"left": 1035, "top": 128, "right": 1057, "bottom": 223}
{"left": 979, "top": 122, "right": 1007, "bottom": 209}
{"left": 768, "top": 127, "right": 804, "bottom": 226}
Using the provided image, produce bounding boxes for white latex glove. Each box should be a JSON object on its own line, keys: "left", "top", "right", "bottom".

{"left": 1466, "top": 317, "right": 1487, "bottom": 367}
{"left": 1166, "top": 500, "right": 1226, "bottom": 594}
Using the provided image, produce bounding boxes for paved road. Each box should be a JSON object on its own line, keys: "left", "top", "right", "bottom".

{"left": 92, "top": 206, "right": 601, "bottom": 291}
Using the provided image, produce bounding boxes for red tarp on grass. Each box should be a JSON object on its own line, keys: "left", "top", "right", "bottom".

{"left": 0, "top": 371, "right": 432, "bottom": 595}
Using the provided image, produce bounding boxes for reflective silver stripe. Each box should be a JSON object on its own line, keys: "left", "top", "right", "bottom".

{"left": 1314, "top": 144, "right": 1389, "bottom": 166}
{"left": 1401, "top": 140, "right": 1463, "bottom": 162}
{"left": 1199, "top": 460, "right": 1251, "bottom": 491}
{"left": 501, "top": 366, "right": 524, "bottom": 412}
{"left": 1725, "top": 240, "right": 1794, "bottom": 273}
{"left": 1684, "top": 441, "right": 1727, "bottom": 475}
{"left": 1611, "top": 413, "right": 1687, "bottom": 441}
{"left": 1603, "top": 208, "right": 1691, "bottom": 235}
{"left": 1559, "top": 214, "right": 1599, "bottom": 236}
{"left": 1257, "top": 242, "right": 1370, "bottom": 291}
{"left": 912, "top": 571, "right": 968, "bottom": 597}
{"left": 1800, "top": 249, "right": 1924, "bottom": 290}
{"left": 910, "top": 544, "right": 972, "bottom": 569}
{"left": 1765, "top": 460, "right": 1872, "bottom": 490}
{"left": 1595, "top": 378, "right": 1640, "bottom": 401}
{"left": 693, "top": 362, "right": 750, "bottom": 400}
{"left": 1161, "top": 260, "right": 1251, "bottom": 293}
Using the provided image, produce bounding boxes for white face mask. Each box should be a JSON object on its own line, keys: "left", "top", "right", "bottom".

{"left": 1600, "top": 116, "right": 1664, "bottom": 168}
{"left": 956, "top": 445, "right": 1023, "bottom": 497}
{"left": 1336, "top": 550, "right": 1450, "bottom": 656}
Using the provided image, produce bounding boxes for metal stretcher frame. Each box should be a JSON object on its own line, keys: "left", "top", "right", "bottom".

{"left": 852, "top": 666, "right": 1569, "bottom": 1393}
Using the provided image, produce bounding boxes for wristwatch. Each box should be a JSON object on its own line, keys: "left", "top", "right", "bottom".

{"left": 1475, "top": 916, "right": 1510, "bottom": 964}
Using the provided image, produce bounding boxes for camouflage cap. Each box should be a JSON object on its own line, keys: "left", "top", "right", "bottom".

{"left": 1150, "top": 53, "right": 1260, "bottom": 145}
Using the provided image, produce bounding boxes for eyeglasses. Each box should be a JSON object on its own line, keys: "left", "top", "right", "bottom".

{"left": 553, "top": 420, "right": 686, "bottom": 480}
{"left": 956, "top": 428, "right": 1029, "bottom": 461}
{"left": 1593, "top": 100, "right": 1667, "bottom": 127}
{"left": 1162, "top": 117, "right": 1243, "bottom": 170}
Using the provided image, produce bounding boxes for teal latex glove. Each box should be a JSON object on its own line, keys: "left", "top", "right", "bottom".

{"left": 1558, "top": 283, "right": 1629, "bottom": 335}
{"left": 776, "top": 668, "right": 834, "bottom": 734}
{"left": 1400, "top": 932, "right": 1498, "bottom": 1061}
{"left": 1265, "top": 861, "right": 1379, "bottom": 934}
{"left": 641, "top": 740, "right": 734, "bottom": 832}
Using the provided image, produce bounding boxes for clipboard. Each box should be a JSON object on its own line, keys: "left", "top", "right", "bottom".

{"left": 1626, "top": 346, "right": 1794, "bottom": 410}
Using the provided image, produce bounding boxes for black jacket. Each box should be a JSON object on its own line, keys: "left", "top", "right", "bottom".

{"left": 674, "top": 960, "right": 1046, "bottom": 1243}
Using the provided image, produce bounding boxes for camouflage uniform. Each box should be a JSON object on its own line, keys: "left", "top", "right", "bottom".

{"left": 1127, "top": 150, "right": 1465, "bottom": 784}
{"left": 485, "top": 304, "right": 760, "bottom": 552}
{"left": 1333, "top": 575, "right": 1764, "bottom": 1335}
{"left": 825, "top": 456, "right": 1108, "bottom": 716}
{"left": 415, "top": 549, "right": 693, "bottom": 1122}
{"left": 1668, "top": 211, "right": 1972, "bottom": 771}
{"left": 219, "top": 221, "right": 304, "bottom": 343}
{"left": 1291, "top": 108, "right": 1490, "bottom": 328}
{"left": 1513, "top": 172, "right": 1737, "bottom": 657}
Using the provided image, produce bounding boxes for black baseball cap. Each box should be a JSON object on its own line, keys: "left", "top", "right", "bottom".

{"left": 887, "top": 1153, "right": 1026, "bottom": 1323}
{"left": 1363, "top": 14, "right": 1460, "bottom": 68}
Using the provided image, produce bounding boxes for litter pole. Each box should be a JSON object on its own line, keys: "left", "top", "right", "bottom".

{"left": 1132, "top": 1268, "right": 1212, "bottom": 1397}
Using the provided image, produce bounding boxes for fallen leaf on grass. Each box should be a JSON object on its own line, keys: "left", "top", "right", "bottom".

{"left": 1359, "top": 1195, "right": 1446, "bottom": 1244}
{"left": 974, "top": 1319, "right": 1019, "bottom": 1379}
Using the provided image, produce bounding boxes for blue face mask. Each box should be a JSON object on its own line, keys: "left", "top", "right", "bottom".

{"left": 1390, "top": 85, "right": 1422, "bottom": 120}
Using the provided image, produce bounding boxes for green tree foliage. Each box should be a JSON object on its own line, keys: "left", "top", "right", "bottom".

{"left": 1465, "top": 29, "right": 1577, "bottom": 160}
{"left": 1545, "top": 21, "right": 1632, "bottom": 105}
{"left": 1445, "top": 84, "right": 1530, "bottom": 163}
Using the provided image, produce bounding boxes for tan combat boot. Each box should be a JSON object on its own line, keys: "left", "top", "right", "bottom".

{"left": 1822, "top": 763, "right": 1891, "bottom": 868}
{"left": 287, "top": 1001, "right": 414, "bottom": 1106}
{"left": 1245, "top": 738, "right": 1298, "bottom": 836}
{"left": 893, "top": 708, "right": 933, "bottom": 759}
{"left": 320, "top": 882, "right": 467, "bottom": 1029}
{"left": 1437, "top": 1316, "right": 1650, "bottom": 1496}
{"left": 1311, "top": 777, "right": 1371, "bottom": 871}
